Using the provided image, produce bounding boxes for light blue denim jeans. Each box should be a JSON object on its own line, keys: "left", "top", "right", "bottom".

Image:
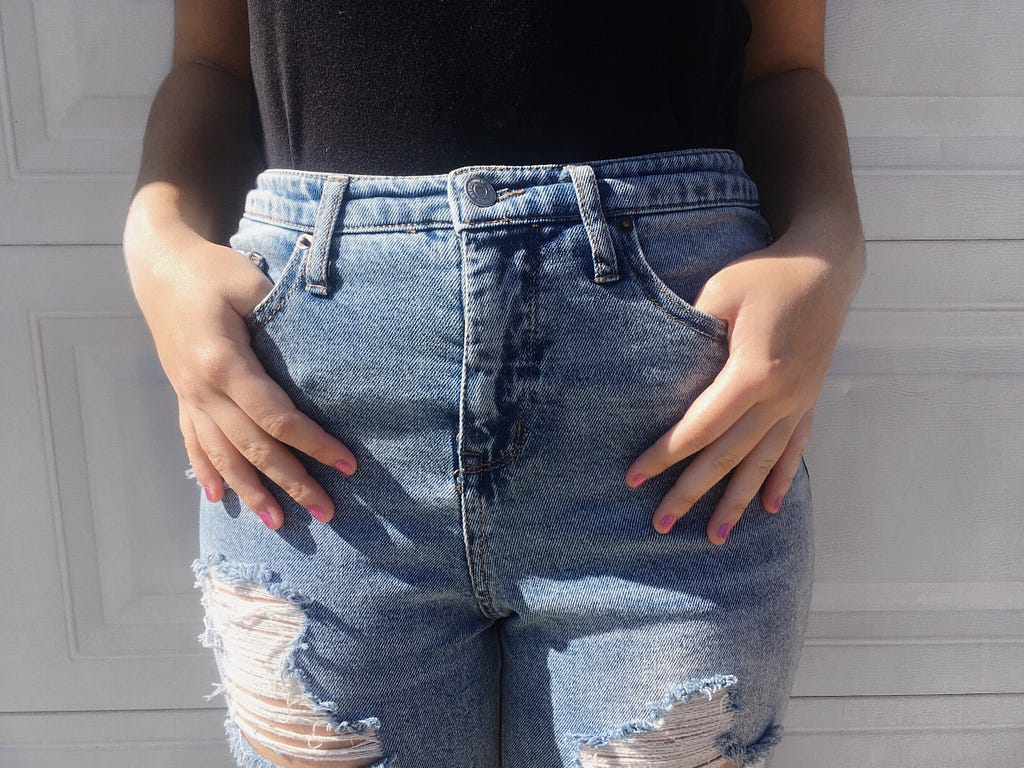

{"left": 189, "top": 147, "right": 814, "bottom": 768}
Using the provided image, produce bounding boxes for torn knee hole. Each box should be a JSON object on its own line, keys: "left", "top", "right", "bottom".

{"left": 577, "top": 675, "right": 779, "bottom": 768}
{"left": 194, "top": 559, "right": 384, "bottom": 766}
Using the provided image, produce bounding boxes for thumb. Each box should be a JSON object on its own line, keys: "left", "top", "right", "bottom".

{"left": 690, "top": 273, "right": 737, "bottom": 330}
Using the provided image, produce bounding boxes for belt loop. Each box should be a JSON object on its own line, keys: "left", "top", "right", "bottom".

{"left": 305, "top": 175, "right": 350, "bottom": 297}
{"left": 566, "top": 164, "right": 619, "bottom": 283}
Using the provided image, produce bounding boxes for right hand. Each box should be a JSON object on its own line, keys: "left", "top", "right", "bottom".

{"left": 124, "top": 229, "right": 357, "bottom": 530}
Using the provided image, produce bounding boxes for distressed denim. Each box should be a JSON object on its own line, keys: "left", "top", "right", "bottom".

{"left": 188, "top": 147, "right": 814, "bottom": 768}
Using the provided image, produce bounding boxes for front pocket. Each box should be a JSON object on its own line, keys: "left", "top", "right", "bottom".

{"left": 614, "top": 204, "right": 772, "bottom": 343}
{"left": 228, "top": 221, "right": 314, "bottom": 334}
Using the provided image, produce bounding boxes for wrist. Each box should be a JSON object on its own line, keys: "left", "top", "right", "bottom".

{"left": 770, "top": 213, "right": 866, "bottom": 280}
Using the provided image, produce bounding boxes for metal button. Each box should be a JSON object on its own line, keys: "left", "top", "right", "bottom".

{"left": 616, "top": 215, "right": 633, "bottom": 231}
{"left": 464, "top": 176, "right": 497, "bottom": 207}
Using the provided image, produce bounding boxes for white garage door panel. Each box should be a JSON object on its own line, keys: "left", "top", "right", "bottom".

{"left": 0, "top": 247, "right": 215, "bottom": 713}
{"left": 826, "top": 3, "right": 1024, "bottom": 95}
{"left": 0, "top": 709, "right": 235, "bottom": 768}
{"left": 1, "top": 1, "right": 1020, "bottom": 765}
{"left": 775, "top": 695, "right": 1024, "bottom": 767}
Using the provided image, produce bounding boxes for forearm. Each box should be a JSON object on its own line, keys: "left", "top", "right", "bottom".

{"left": 123, "top": 61, "right": 265, "bottom": 267}
{"left": 735, "top": 67, "right": 866, "bottom": 276}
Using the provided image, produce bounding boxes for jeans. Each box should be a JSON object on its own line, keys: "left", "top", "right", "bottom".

{"left": 189, "top": 147, "right": 814, "bottom": 768}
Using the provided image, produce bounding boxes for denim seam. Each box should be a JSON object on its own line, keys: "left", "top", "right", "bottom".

{"left": 254, "top": 147, "right": 739, "bottom": 183}
{"left": 459, "top": 198, "right": 760, "bottom": 227}
{"left": 618, "top": 223, "right": 729, "bottom": 344}
{"left": 242, "top": 212, "right": 316, "bottom": 233}
{"left": 475, "top": 490, "right": 499, "bottom": 617}
{"left": 243, "top": 201, "right": 760, "bottom": 234}
{"left": 247, "top": 272, "right": 300, "bottom": 334}
{"left": 448, "top": 147, "right": 741, "bottom": 176}
{"left": 460, "top": 223, "right": 540, "bottom": 473}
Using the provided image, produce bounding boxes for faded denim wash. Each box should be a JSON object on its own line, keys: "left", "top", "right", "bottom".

{"left": 188, "top": 147, "right": 814, "bottom": 768}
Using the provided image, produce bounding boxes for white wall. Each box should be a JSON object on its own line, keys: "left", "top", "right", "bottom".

{"left": 0, "top": 1, "right": 1020, "bottom": 765}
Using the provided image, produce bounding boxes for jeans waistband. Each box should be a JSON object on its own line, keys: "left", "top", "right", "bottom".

{"left": 239, "top": 147, "right": 762, "bottom": 235}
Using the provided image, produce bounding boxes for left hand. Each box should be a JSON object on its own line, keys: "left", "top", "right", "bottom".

{"left": 623, "top": 237, "right": 864, "bottom": 544}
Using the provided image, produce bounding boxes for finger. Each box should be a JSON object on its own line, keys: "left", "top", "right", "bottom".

{"left": 651, "top": 404, "right": 778, "bottom": 533}
{"left": 221, "top": 348, "right": 358, "bottom": 476}
{"left": 180, "top": 406, "right": 223, "bottom": 502}
{"left": 761, "top": 409, "right": 815, "bottom": 514}
{"left": 191, "top": 408, "right": 285, "bottom": 530}
{"left": 625, "top": 358, "right": 764, "bottom": 487}
{"left": 204, "top": 393, "right": 337, "bottom": 524}
{"left": 706, "top": 418, "right": 797, "bottom": 545}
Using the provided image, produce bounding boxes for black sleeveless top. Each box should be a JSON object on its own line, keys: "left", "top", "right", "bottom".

{"left": 245, "top": 1, "right": 752, "bottom": 175}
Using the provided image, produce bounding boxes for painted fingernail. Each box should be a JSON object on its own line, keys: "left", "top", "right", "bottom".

{"left": 773, "top": 496, "right": 783, "bottom": 512}
{"left": 203, "top": 486, "right": 214, "bottom": 502}
{"left": 257, "top": 509, "right": 275, "bottom": 529}
{"left": 335, "top": 459, "right": 354, "bottom": 475}
{"left": 717, "top": 522, "right": 731, "bottom": 541}
{"left": 658, "top": 514, "right": 675, "bottom": 532}
{"left": 627, "top": 472, "right": 646, "bottom": 488}
{"left": 308, "top": 504, "right": 329, "bottom": 523}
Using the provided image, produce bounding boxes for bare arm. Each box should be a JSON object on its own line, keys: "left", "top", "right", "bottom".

{"left": 124, "top": 0, "right": 263, "bottom": 255}
{"left": 736, "top": 0, "right": 866, "bottom": 279}
{"left": 625, "top": 0, "right": 866, "bottom": 544}
{"left": 122, "top": 0, "right": 357, "bottom": 531}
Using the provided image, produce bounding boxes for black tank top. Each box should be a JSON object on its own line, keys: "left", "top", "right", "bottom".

{"left": 245, "top": 1, "right": 752, "bottom": 175}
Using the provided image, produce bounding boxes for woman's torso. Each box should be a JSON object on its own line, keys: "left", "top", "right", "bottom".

{"left": 246, "top": 0, "right": 753, "bottom": 175}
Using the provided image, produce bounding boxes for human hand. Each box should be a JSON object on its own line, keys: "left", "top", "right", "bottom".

{"left": 623, "top": 237, "right": 864, "bottom": 544}
{"left": 123, "top": 228, "right": 358, "bottom": 530}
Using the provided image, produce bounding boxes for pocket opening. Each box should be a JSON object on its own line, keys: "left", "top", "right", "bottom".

{"left": 613, "top": 211, "right": 731, "bottom": 342}
{"left": 611, "top": 204, "right": 772, "bottom": 344}
{"left": 239, "top": 230, "right": 314, "bottom": 333}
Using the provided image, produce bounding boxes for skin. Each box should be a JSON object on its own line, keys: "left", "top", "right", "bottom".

{"left": 124, "top": 0, "right": 356, "bottom": 532}
{"left": 123, "top": 1, "right": 843, "bottom": 764}
{"left": 123, "top": 4, "right": 861, "bottom": 542}
{"left": 625, "top": 0, "right": 867, "bottom": 549}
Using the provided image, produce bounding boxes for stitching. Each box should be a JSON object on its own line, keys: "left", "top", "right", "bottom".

{"left": 618, "top": 224, "right": 728, "bottom": 344}
{"left": 247, "top": 278, "right": 301, "bottom": 335}
{"left": 461, "top": 223, "right": 540, "bottom": 473}
{"left": 242, "top": 212, "right": 314, "bottom": 231}
{"left": 245, "top": 239, "right": 309, "bottom": 335}
{"left": 494, "top": 187, "right": 527, "bottom": 202}
{"left": 461, "top": 199, "right": 760, "bottom": 227}
{"left": 475, "top": 489, "right": 499, "bottom": 617}
{"left": 242, "top": 201, "right": 762, "bottom": 234}
{"left": 252, "top": 148, "right": 739, "bottom": 183}
{"left": 244, "top": 212, "right": 453, "bottom": 233}
{"left": 446, "top": 147, "right": 740, "bottom": 175}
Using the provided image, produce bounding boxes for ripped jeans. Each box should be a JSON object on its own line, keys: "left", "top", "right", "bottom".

{"left": 189, "top": 147, "right": 814, "bottom": 768}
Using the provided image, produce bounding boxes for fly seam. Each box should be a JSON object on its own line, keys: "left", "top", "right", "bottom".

{"left": 460, "top": 222, "right": 540, "bottom": 472}
{"left": 476, "top": 488, "right": 499, "bottom": 617}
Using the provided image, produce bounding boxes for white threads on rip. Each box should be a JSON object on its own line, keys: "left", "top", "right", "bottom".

{"left": 198, "top": 571, "right": 382, "bottom": 762}
{"left": 578, "top": 686, "right": 745, "bottom": 768}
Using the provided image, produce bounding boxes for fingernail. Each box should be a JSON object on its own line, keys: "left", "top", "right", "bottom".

{"left": 308, "top": 504, "right": 329, "bottom": 523}
{"left": 335, "top": 459, "right": 354, "bottom": 475}
{"left": 204, "top": 486, "right": 214, "bottom": 502}
{"left": 658, "top": 514, "right": 675, "bottom": 532}
{"left": 627, "top": 472, "right": 646, "bottom": 488}
{"left": 717, "top": 522, "right": 731, "bottom": 541}
{"left": 773, "top": 496, "right": 783, "bottom": 512}
{"left": 257, "top": 509, "right": 275, "bottom": 529}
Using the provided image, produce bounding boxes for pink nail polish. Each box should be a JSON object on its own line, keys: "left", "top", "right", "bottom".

{"left": 773, "top": 496, "right": 783, "bottom": 512}
{"left": 717, "top": 522, "right": 731, "bottom": 541}
{"left": 335, "top": 459, "right": 354, "bottom": 475}
{"left": 257, "top": 509, "right": 275, "bottom": 529}
{"left": 204, "top": 486, "right": 214, "bottom": 502}
{"left": 308, "top": 504, "right": 329, "bottom": 523}
{"left": 628, "top": 472, "right": 646, "bottom": 488}
{"left": 658, "top": 514, "right": 675, "bottom": 532}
